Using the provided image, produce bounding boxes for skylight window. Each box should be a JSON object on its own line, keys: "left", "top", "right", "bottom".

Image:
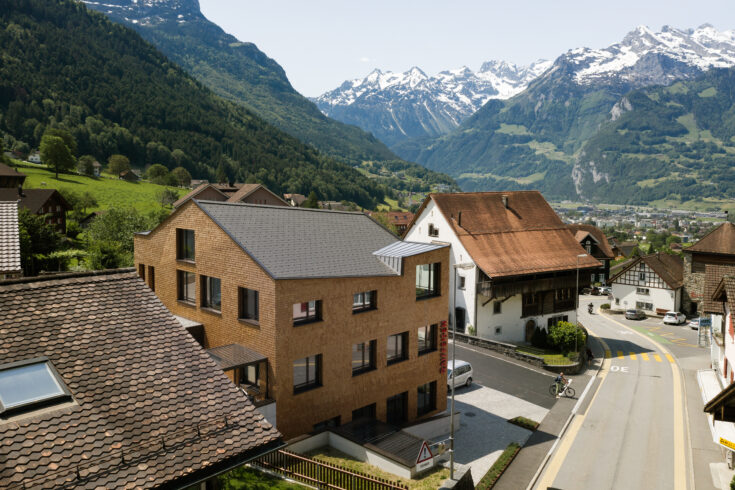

{"left": 0, "top": 358, "right": 71, "bottom": 416}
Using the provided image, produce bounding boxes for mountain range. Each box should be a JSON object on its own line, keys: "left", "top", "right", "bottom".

{"left": 313, "top": 60, "right": 552, "bottom": 146}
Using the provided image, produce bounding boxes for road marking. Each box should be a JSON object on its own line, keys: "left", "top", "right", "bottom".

{"left": 666, "top": 354, "right": 675, "bottom": 364}
{"left": 654, "top": 354, "right": 663, "bottom": 362}
{"left": 617, "top": 350, "right": 625, "bottom": 359}
{"left": 610, "top": 366, "right": 629, "bottom": 373}
{"left": 605, "top": 349, "right": 611, "bottom": 358}
{"left": 641, "top": 352, "right": 650, "bottom": 361}
{"left": 629, "top": 352, "right": 637, "bottom": 360}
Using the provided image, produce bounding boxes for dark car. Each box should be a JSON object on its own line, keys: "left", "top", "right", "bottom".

{"left": 590, "top": 287, "right": 602, "bottom": 296}
{"left": 625, "top": 309, "right": 646, "bottom": 320}
{"left": 580, "top": 287, "right": 592, "bottom": 295}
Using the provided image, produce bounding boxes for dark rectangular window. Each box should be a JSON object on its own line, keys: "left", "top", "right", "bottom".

{"left": 176, "top": 229, "right": 195, "bottom": 261}
{"left": 547, "top": 315, "right": 569, "bottom": 328}
{"left": 417, "top": 381, "right": 437, "bottom": 417}
{"left": 238, "top": 364, "right": 258, "bottom": 386}
{"left": 418, "top": 324, "right": 437, "bottom": 354}
{"left": 239, "top": 287, "right": 259, "bottom": 322}
{"left": 352, "top": 403, "right": 376, "bottom": 421}
{"left": 147, "top": 266, "right": 155, "bottom": 291}
{"left": 138, "top": 263, "right": 145, "bottom": 279}
{"left": 313, "top": 416, "right": 340, "bottom": 431}
{"left": 387, "top": 332, "right": 408, "bottom": 365}
{"left": 293, "top": 300, "right": 322, "bottom": 325}
{"left": 457, "top": 276, "right": 465, "bottom": 289}
{"left": 493, "top": 301, "right": 501, "bottom": 314}
{"left": 177, "top": 270, "right": 196, "bottom": 303}
{"left": 416, "top": 263, "right": 440, "bottom": 299}
{"left": 352, "top": 340, "right": 376, "bottom": 375}
{"left": 353, "top": 290, "right": 377, "bottom": 313}
{"left": 200, "top": 276, "right": 221, "bottom": 311}
{"left": 293, "top": 354, "right": 322, "bottom": 393}
{"left": 428, "top": 223, "right": 439, "bottom": 237}
{"left": 386, "top": 391, "right": 407, "bottom": 426}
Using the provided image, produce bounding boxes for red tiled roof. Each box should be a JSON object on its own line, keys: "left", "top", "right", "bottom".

{"left": 687, "top": 222, "right": 735, "bottom": 255}
{"left": 567, "top": 224, "right": 615, "bottom": 259}
{"left": 0, "top": 271, "right": 281, "bottom": 489}
{"left": 419, "top": 191, "right": 601, "bottom": 278}
{"left": 704, "top": 264, "right": 735, "bottom": 314}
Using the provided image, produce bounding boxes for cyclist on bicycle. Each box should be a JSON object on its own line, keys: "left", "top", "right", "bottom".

{"left": 554, "top": 372, "right": 568, "bottom": 397}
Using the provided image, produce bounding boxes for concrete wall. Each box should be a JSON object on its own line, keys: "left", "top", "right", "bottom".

{"left": 611, "top": 283, "right": 677, "bottom": 313}
{"left": 135, "top": 201, "right": 450, "bottom": 438}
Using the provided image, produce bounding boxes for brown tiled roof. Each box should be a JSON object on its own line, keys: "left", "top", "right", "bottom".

{"left": 416, "top": 191, "right": 601, "bottom": 278}
{"left": 567, "top": 224, "right": 615, "bottom": 259}
{"left": 0, "top": 188, "right": 70, "bottom": 214}
{"left": 610, "top": 253, "right": 684, "bottom": 289}
{"left": 226, "top": 184, "right": 289, "bottom": 206}
{"left": 0, "top": 202, "right": 21, "bottom": 274}
{"left": 0, "top": 270, "right": 281, "bottom": 489}
{"left": 284, "top": 193, "right": 307, "bottom": 206}
{"left": 172, "top": 183, "right": 229, "bottom": 208}
{"left": 712, "top": 275, "right": 735, "bottom": 318}
{"left": 704, "top": 264, "right": 735, "bottom": 314}
{"left": 687, "top": 222, "right": 735, "bottom": 256}
{"left": 0, "top": 162, "right": 25, "bottom": 180}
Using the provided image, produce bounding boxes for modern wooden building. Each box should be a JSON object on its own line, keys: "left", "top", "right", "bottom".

{"left": 135, "top": 200, "right": 450, "bottom": 438}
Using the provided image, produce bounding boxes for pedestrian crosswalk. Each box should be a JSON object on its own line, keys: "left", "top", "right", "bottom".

{"left": 603, "top": 349, "right": 674, "bottom": 363}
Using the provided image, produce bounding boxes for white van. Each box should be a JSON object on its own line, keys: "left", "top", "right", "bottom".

{"left": 447, "top": 360, "right": 473, "bottom": 391}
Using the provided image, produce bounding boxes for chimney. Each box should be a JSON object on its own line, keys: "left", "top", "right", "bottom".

{"left": 458, "top": 211, "right": 462, "bottom": 227}
{"left": 501, "top": 195, "right": 508, "bottom": 208}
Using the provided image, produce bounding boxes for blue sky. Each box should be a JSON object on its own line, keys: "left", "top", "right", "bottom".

{"left": 199, "top": 0, "right": 735, "bottom": 97}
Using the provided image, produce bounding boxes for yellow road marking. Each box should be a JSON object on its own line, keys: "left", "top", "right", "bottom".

{"left": 641, "top": 352, "right": 650, "bottom": 361}
{"left": 605, "top": 349, "right": 611, "bottom": 358}
{"left": 617, "top": 350, "right": 625, "bottom": 359}
{"left": 629, "top": 352, "right": 637, "bottom": 360}
{"left": 666, "top": 354, "right": 675, "bottom": 364}
{"left": 654, "top": 354, "right": 663, "bottom": 362}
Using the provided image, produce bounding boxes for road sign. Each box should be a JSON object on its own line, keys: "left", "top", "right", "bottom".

{"left": 699, "top": 317, "right": 712, "bottom": 328}
{"left": 416, "top": 440, "right": 433, "bottom": 464}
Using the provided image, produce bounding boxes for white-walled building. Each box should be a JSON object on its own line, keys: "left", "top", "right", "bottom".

{"left": 404, "top": 191, "right": 601, "bottom": 343}
{"left": 609, "top": 253, "right": 684, "bottom": 314}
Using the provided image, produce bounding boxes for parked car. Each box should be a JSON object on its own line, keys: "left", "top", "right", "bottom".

{"left": 580, "top": 287, "right": 592, "bottom": 295}
{"left": 689, "top": 318, "right": 702, "bottom": 330}
{"left": 590, "top": 287, "right": 602, "bottom": 296}
{"left": 600, "top": 286, "right": 612, "bottom": 295}
{"left": 663, "top": 311, "right": 687, "bottom": 325}
{"left": 447, "top": 360, "right": 473, "bottom": 390}
{"left": 625, "top": 309, "right": 647, "bottom": 320}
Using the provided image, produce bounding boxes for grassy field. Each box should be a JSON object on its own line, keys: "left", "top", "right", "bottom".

{"left": 12, "top": 161, "right": 187, "bottom": 214}
{"left": 304, "top": 447, "right": 449, "bottom": 490}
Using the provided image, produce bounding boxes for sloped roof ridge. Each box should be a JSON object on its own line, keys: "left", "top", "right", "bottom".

{"left": 687, "top": 221, "right": 735, "bottom": 254}
{"left": 196, "top": 199, "right": 368, "bottom": 216}
{"left": 0, "top": 267, "right": 136, "bottom": 288}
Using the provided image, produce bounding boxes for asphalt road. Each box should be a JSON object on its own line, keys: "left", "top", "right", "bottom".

{"left": 538, "top": 299, "right": 684, "bottom": 490}
{"left": 452, "top": 341, "right": 558, "bottom": 410}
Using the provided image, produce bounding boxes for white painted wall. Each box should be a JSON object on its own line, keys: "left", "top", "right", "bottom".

{"left": 475, "top": 295, "right": 578, "bottom": 343}
{"left": 611, "top": 283, "right": 677, "bottom": 313}
{"left": 723, "top": 306, "right": 735, "bottom": 385}
{"left": 405, "top": 199, "right": 476, "bottom": 332}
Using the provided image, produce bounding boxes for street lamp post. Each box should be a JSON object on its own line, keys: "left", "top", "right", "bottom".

{"left": 576, "top": 253, "right": 588, "bottom": 354}
{"left": 450, "top": 262, "right": 474, "bottom": 480}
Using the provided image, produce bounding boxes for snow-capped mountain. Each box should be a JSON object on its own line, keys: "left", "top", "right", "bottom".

{"left": 313, "top": 60, "right": 551, "bottom": 146}
{"left": 566, "top": 24, "right": 735, "bottom": 87}
{"left": 83, "top": 0, "right": 200, "bottom": 26}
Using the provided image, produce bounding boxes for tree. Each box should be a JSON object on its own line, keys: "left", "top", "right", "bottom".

{"left": 107, "top": 154, "right": 130, "bottom": 176}
{"left": 548, "top": 321, "right": 587, "bottom": 354}
{"left": 77, "top": 155, "right": 96, "bottom": 175}
{"left": 157, "top": 188, "right": 179, "bottom": 207}
{"left": 40, "top": 134, "right": 75, "bottom": 178}
{"left": 44, "top": 127, "right": 77, "bottom": 156}
{"left": 370, "top": 211, "right": 399, "bottom": 235}
{"left": 146, "top": 163, "right": 169, "bottom": 181}
{"left": 171, "top": 166, "right": 192, "bottom": 187}
{"left": 18, "top": 208, "right": 62, "bottom": 276}
{"left": 215, "top": 163, "right": 227, "bottom": 184}
{"left": 86, "top": 208, "right": 150, "bottom": 269}
{"left": 302, "top": 191, "right": 320, "bottom": 209}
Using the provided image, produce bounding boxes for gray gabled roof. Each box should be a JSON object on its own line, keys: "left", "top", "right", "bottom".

{"left": 196, "top": 201, "right": 402, "bottom": 279}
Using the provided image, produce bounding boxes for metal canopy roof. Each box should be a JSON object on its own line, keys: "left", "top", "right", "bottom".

{"left": 207, "top": 344, "right": 267, "bottom": 371}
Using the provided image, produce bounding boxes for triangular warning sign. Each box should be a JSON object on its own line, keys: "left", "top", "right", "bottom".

{"left": 416, "top": 440, "right": 433, "bottom": 464}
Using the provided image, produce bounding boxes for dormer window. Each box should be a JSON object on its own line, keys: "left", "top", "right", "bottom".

{"left": 0, "top": 358, "right": 72, "bottom": 417}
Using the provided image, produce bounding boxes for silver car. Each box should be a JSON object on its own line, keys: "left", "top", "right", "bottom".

{"left": 447, "top": 360, "right": 473, "bottom": 390}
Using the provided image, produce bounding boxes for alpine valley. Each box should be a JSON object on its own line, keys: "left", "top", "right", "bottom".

{"left": 320, "top": 25, "right": 735, "bottom": 206}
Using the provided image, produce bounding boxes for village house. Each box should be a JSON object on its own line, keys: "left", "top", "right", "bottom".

{"left": 609, "top": 252, "right": 684, "bottom": 315}
{"left": 134, "top": 200, "right": 450, "bottom": 438}
{"left": 0, "top": 270, "right": 282, "bottom": 489}
{"left": 367, "top": 211, "right": 415, "bottom": 235}
{"left": 0, "top": 201, "right": 22, "bottom": 279}
{"left": 0, "top": 186, "right": 71, "bottom": 233}
{"left": 404, "top": 191, "right": 600, "bottom": 343}
{"left": 567, "top": 224, "right": 615, "bottom": 284}
{"left": 119, "top": 169, "right": 139, "bottom": 182}
{"left": 284, "top": 193, "right": 307, "bottom": 207}
{"left": 0, "top": 162, "right": 26, "bottom": 188}
{"left": 174, "top": 183, "right": 289, "bottom": 208}
{"left": 683, "top": 222, "right": 735, "bottom": 315}
{"left": 91, "top": 160, "right": 102, "bottom": 176}
{"left": 27, "top": 151, "right": 41, "bottom": 164}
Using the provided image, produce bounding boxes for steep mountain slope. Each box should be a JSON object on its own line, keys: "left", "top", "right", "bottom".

{"left": 314, "top": 61, "right": 551, "bottom": 146}
{"left": 401, "top": 25, "right": 735, "bottom": 204}
{"left": 0, "top": 0, "right": 386, "bottom": 207}
{"left": 83, "top": 0, "right": 397, "bottom": 164}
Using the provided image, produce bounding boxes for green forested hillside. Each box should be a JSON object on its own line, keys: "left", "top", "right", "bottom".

{"left": 0, "top": 0, "right": 387, "bottom": 207}
{"left": 397, "top": 61, "right": 735, "bottom": 205}
{"left": 84, "top": 0, "right": 398, "bottom": 165}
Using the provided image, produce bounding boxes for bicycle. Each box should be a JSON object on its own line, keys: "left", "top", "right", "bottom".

{"left": 549, "top": 379, "right": 575, "bottom": 397}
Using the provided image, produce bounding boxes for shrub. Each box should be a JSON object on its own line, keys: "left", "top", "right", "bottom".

{"left": 601, "top": 303, "right": 611, "bottom": 310}
{"left": 548, "top": 321, "right": 586, "bottom": 354}
{"left": 476, "top": 442, "right": 521, "bottom": 489}
{"left": 531, "top": 326, "right": 548, "bottom": 348}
